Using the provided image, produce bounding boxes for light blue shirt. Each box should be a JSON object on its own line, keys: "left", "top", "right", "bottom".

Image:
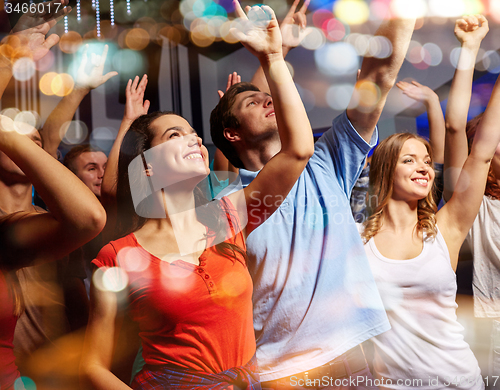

{"left": 239, "top": 111, "right": 390, "bottom": 381}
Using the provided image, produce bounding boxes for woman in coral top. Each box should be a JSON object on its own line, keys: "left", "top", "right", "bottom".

{"left": 79, "top": 3, "right": 314, "bottom": 390}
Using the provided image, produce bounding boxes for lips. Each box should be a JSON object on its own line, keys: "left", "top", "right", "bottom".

{"left": 184, "top": 151, "right": 203, "bottom": 160}
{"left": 411, "top": 178, "right": 428, "bottom": 186}
{"left": 266, "top": 110, "right": 275, "bottom": 118}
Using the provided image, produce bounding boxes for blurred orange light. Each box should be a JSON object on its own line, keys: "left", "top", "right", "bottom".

{"left": 51, "top": 73, "right": 74, "bottom": 97}
{"left": 125, "top": 28, "right": 150, "bottom": 50}
{"left": 39, "top": 72, "right": 58, "bottom": 96}
{"left": 59, "top": 31, "right": 83, "bottom": 54}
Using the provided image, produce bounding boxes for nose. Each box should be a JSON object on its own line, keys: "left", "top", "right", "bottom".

{"left": 187, "top": 133, "right": 202, "bottom": 147}
{"left": 97, "top": 167, "right": 105, "bottom": 179}
{"left": 264, "top": 95, "right": 273, "bottom": 107}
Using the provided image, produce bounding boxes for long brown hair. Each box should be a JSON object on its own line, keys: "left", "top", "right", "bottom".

{"left": 362, "top": 133, "right": 438, "bottom": 243}
{"left": 466, "top": 113, "right": 500, "bottom": 200}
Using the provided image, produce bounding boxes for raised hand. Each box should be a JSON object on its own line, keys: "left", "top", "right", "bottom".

{"left": 6, "top": 0, "right": 71, "bottom": 62}
{"left": 124, "top": 75, "right": 150, "bottom": 122}
{"left": 230, "top": 0, "right": 282, "bottom": 60}
{"left": 281, "top": 0, "right": 310, "bottom": 52}
{"left": 396, "top": 81, "right": 438, "bottom": 105}
{"left": 454, "top": 14, "right": 488, "bottom": 47}
{"left": 218, "top": 72, "right": 241, "bottom": 99}
{"left": 75, "top": 44, "right": 118, "bottom": 91}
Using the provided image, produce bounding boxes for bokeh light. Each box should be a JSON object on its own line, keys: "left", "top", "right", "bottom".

{"left": 315, "top": 42, "right": 358, "bottom": 76}
{"left": 112, "top": 49, "right": 146, "bottom": 78}
{"left": 51, "top": 73, "right": 75, "bottom": 97}
{"left": 220, "top": 21, "right": 239, "bottom": 43}
{"left": 406, "top": 40, "right": 423, "bottom": 64}
{"left": 118, "top": 247, "right": 150, "bottom": 272}
{"left": 90, "top": 126, "right": 116, "bottom": 149}
{"left": 59, "top": 31, "right": 83, "bottom": 54}
{"left": 12, "top": 58, "right": 36, "bottom": 82}
{"left": 326, "top": 84, "right": 355, "bottom": 110}
{"left": 1, "top": 108, "right": 20, "bottom": 121}
{"left": 300, "top": 27, "right": 325, "bottom": 51}
{"left": 39, "top": 72, "right": 58, "bottom": 96}
{"left": 368, "top": 36, "right": 392, "bottom": 59}
{"left": 60, "top": 120, "right": 89, "bottom": 145}
{"left": 125, "top": 28, "right": 150, "bottom": 50}
{"left": 326, "top": 18, "right": 347, "bottom": 42}
{"left": 428, "top": 0, "right": 465, "bottom": 17}
{"left": 14, "top": 376, "right": 36, "bottom": 390}
{"left": 93, "top": 267, "right": 129, "bottom": 292}
{"left": 491, "top": 0, "right": 500, "bottom": 23}
{"left": 355, "top": 80, "right": 381, "bottom": 113}
{"left": 391, "top": 0, "right": 427, "bottom": 19}
{"left": 450, "top": 47, "right": 475, "bottom": 70}
{"left": 14, "top": 111, "right": 38, "bottom": 135}
{"left": 482, "top": 51, "right": 500, "bottom": 74}
{"left": 370, "top": 0, "right": 391, "bottom": 20}
{"left": 334, "top": 0, "right": 370, "bottom": 25}
{"left": 422, "top": 43, "right": 443, "bottom": 66}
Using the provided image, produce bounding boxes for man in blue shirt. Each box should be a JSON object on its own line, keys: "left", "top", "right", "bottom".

{"left": 210, "top": 16, "right": 416, "bottom": 390}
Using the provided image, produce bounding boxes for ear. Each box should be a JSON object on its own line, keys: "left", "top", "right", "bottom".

{"left": 144, "top": 163, "right": 153, "bottom": 177}
{"left": 223, "top": 128, "right": 241, "bottom": 143}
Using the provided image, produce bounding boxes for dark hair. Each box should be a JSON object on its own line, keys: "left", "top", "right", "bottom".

{"left": 209, "top": 82, "right": 260, "bottom": 169}
{"left": 115, "top": 111, "right": 247, "bottom": 263}
{"left": 63, "top": 144, "right": 105, "bottom": 174}
{"left": 465, "top": 112, "right": 500, "bottom": 200}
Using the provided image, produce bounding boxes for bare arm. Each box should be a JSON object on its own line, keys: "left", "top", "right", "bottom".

{"left": 443, "top": 15, "right": 488, "bottom": 201}
{"left": 80, "top": 282, "right": 131, "bottom": 390}
{"left": 438, "top": 70, "right": 500, "bottom": 269}
{"left": 347, "top": 18, "right": 416, "bottom": 143}
{"left": 396, "top": 81, "right": 445, "bottom": 164}
{"left": 42, "top": 44, "right": 118, "bottom": 158}
{"left": 101, "top": 75, "right": 149, "bottom": 203}
{"left": 0, "top": 117, "right": 106, "bottom": 267}
{"left": 250, "top": 0, "right": 310, "bottom": 94}
{"left": 228, "top": 2, "right": 314, "bottom": 235}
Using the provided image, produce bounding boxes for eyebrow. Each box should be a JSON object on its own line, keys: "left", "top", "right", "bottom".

{"left": 162, "top": 126, "right": 197, "bottom": 138}
{"left": 84, "top": 162, "right": 98, "bottom": 169}
{"left": 238, "top": 93, "right": 260, "bottom": 110}
{"left": 401, "top": 154, "right": 431, "bottom": 158}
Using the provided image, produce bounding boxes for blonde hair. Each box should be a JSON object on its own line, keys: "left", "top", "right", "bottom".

{"left": 362, "top": 133, "right": 438, "bottom": 243}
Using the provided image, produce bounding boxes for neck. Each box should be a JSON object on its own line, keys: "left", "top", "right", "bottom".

{"left": 0, "top": 179, "right": 34, "bottom": 214}
{"left": 238, "top": 133, "right": 281, "bottom": 172}
{"left": 380, "top": 198, "right": 419, "bottom": 234}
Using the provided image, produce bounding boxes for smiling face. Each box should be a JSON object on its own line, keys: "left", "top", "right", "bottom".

{"left": 392, "top": 138, "right": 435, "bottom": 202}
{"left": 73, "top": 151, "right": 107, "bottom": 197}
{"left": 229, "top": 90, "right": 278, "bottom": 144}
{"left": 146, "top": 114, "right": 209, "bottom": 187}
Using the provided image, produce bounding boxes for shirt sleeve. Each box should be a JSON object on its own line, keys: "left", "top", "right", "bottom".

{"left": 92, "top": 242, "right": 119, "bottom": 269}
{"left": 309, "top": 111, "right": 378, "bottom": 198}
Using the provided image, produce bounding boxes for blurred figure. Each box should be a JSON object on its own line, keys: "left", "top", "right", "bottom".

{"left": 64, "top": 145, "right": 107, "bottom": 199}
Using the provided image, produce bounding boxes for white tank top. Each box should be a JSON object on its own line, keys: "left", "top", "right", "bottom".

{"left": 363, "top": 226, "right": 483, "bottom": 390}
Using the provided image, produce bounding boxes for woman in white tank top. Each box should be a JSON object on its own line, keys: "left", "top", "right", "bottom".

{"left": 359, "top": 16, "right": 494, "bottom": 389}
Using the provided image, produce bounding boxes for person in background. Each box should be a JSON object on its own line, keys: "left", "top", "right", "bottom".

{"left": 210, "top": 6, "right": 416, "bottom": 389}
{"left": 359, "top": 16, "right": 491, "bottom": 389}
{"left": 442, "top": 14, "right": 500, "bottom": 388}
{"left": 81, "top": 3, "right": 314, "bottom": 389}
{"left": 64, "top": 145, "right": 107, "bottom": 199}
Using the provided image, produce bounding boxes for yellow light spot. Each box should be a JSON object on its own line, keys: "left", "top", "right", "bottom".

{"left": 51, "top": 73, "right": 74, "bottom": 97}
{"left": 334, "top": 0, "right": 370, "bottom": 25}
{"left": 40, "top": 72, "right": 58, "bottom": 96}
{"left": 125, "top": 28, "right": 150, "bottom": 51}
{"left": 59, "top": 31, "right": 83, "bottom": 54}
